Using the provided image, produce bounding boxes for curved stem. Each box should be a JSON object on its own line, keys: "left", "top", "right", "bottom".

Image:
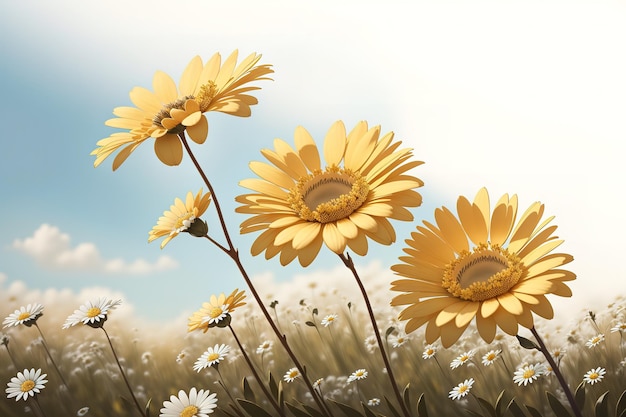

{"left": 101, "top": 327, "right": 146, "bottom": 417}
{"left": 229, "top": 325, "right": 285, "bottom": 417}
{"left": 2, "top": 343, "right": 19, "bottom": 370}
{"left": 530, "top": 327, "right": 582, "bottom": 417}
{"left": 180, "top": 134, "right": 332, "bottom": 417}
{"left": 338, "top": 253, "right": 411, "bottom": 417}
{"left": 34, "top": 323, "right": 69, "bottom": 388}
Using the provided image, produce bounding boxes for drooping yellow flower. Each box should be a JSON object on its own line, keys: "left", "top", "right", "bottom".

{"left": 188, "top": 289, "right": 247, "bottom": 333}
{"left": 92, "top": 51, "right": 273, "bottom": 169}
{"left": 236, "top": 120, "right": 424, "bottom": 266}
{"left": 390, "top": 188, "right": 575, "bottom": 348}
{"left": 148, "top": 189, "right": 211, "bottom": 249}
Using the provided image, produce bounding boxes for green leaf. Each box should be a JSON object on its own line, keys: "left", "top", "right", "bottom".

{"left": 494, "top": 390, "right": 507, "bottom": 417}
{"left": 384, "top": 396, "right": 402, "bottom": 417}
{"left": 361, "top": 402, "right": 378, "bottom": 417}
{"left": 268, "top": 372, "right": 279, "bottom": 400}
{"left": 241, "top": 377, "right": 255, "bottom": 402}
{"left": 506, "top": 398, "right": 528, "bottom": 417}
{"left": 329, "top": 399, "right": 366, "bottom": 417}
{"left": 312, "top": 308, "right": 318, "bottom": 315}
{"left": 302, "top": 404, "right": 326, "bottom": 417}
{"left": 305, "top": 321, "right": 316, "bottom": 327}
{"left": 237, "top": 399, "right": 275, "bottom": 417}
{"left": 417, "top": 393, "right": 428, "bottom": 417}
{"left": 476, "top": 396, "right": 497, "bottom": 417}
{"left": 516, "top": 335, "right": 540, "bottom": 350}
{"left": 386, "top": 326, "right": 395, "bottom": 338}
{"left": 574, "top": 381, "right": 585, "bottom": 410}
{"left": 594, "top": 391, "right": 609, "bottom": 417}
{"left": 278, "top": 380, "right": 284, "bottom": 408}
{"left": 616, "top": 390, "right": 626, "bottom": 417}
{"left": 144, "top": 398, "right": 152, "bottom": 417}
{"left": 525, "top": 405, "right": 543, "bottom": 417}
{"left": 402, "top": 383, "right": 412, "bottom": 415}
{"left": 546, "top": 392, "right": 572, "bottom": 417}
{"left": 286, "top": 402, "right": 313, "bottom": 417}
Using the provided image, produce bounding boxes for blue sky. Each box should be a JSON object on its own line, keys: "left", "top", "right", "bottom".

{"left": 1, "top": 0, "right": 625, "bottom": 323}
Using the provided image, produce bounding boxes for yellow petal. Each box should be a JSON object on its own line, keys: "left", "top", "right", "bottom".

{"left": 492, "top": 308, "right": 518, "bottom": 335}
{"left": 323, "top": 121, "right": 346, "bottom": 166}
{"left": 249, "top": 161, "right": 294, "bottom": 189}
{"left": 440, "top": 320, "right": 470, "bottom": 348}
{"left": 294, "top": 126, "right": 321, "bottom": 172}
{"left": 475, "top": 312, "right": 497, "bottom": 343}
{"left": 345, "top": 123, "right": 378, "bottom": 172}
{"left": 180, "top": 56, "right": 203, "bottom": 96}
{"left": 297, "top": 234, "right": 324, "bottom": 267}
{"left": 346, "top": 232, "right": 369, "bottom": 256}
{"left": 455, "top": 301, "right": 480, "bottom": 328}
{"left": 435, "top": 301, "right": 468, "bottom": 326}
{"left": 435, "top": 207, "right": 469, "bottom": 253}
{"left": 457, "top": 196, "right": 487, "bottom": 245}
{"left": 154, "top": 134, "right": 182, "bottom": 166}
{"left": 490, "top": 194, "right": 516, "bottom": 246}
{"left": 292, "top": 222, "right": 322, "bottom": 250}
{"left": 152, "top": 71, "right": 178, "bottom": 104}
{"left": 480, "top": 298, "right": 500, "bottom": 318}
{"left": 322, "top": 222, "right": 347, "bottom": 254}
{"left": 497, "top": 292, "right": 524, "bottom": 315}
{"left": 187, "top": 116, "right": 208, "bottom": 144}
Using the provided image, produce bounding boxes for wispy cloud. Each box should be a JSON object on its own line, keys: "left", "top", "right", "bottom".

{"left": 13, "top": 224, "right": 178, "bottom": 275}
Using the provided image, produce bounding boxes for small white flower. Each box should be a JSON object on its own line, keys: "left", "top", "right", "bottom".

{"left": 313, "top": 378, "right": 323, "bottom": 389}
{"left": 364, "top": 336, "right": 378, "bottom": 353}
{"left": 62, "top": 298, "right": 121, "bottom": 329}
{"left": 3, "top": 303, "right": 45, "bottom": 328}
{"left": 583, "top": 367, "right": 606, "bottom": 385}
{"left": 585, "top": 334, "right": 605, "bottom": 348}
{"left": 610, "top": 322, "right": 626, "bottom": 333}
{"left": 481, "top": 349, "right": 501, "bottom": 366}
{"left": 256, "top": 341, "right": 272, "bottom": 354}
{"left": 321, "top": 314, "right": 338, "bottom": 327}
{"left": 159, "top": 387, "right": 217, "bottom": 416}
{"left": 201, "top": 305, "right": 229, "bottom": 325}
{"left": 76, "top": 407, "right": 90, "bottom": 416}
{"left": 5, "top": 368, "right": 48, "bottom": 401}
{"left": 513, "top": 363, "right": 546, "bottom": 386}
{"left": 347, "top": 369, "right": 368, "bottom": 383}
{"left": 367, "top": 398, "right": 381, "bottom": 406}
{"left": 422, "top": 344, "right": 437, "bottom": 359}
{"left": 193, "top": 344, "right": 231, "bottom": 372}
{"left": 391, "top": 333, "right": 409, "bottom": 348}
{"left": 449, "top": 378, "right": 474, "bottom": 400}
{"left": 450, "top": 350, "right": 475, "bottom": 369}
{"left": 284, "top": 367, "right": 300, "bottom": 383}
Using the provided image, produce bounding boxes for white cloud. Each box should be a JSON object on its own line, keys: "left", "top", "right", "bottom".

{"left": 12, "top": 224, "right": 178, "bottom": 275}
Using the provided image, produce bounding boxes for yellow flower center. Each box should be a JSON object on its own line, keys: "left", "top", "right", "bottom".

{"left": 458, "top": 385, "right": 468, "bottom": 393}
{"left": 207, "top": 353, "right": 220, "bottom": 362}
{"left": 20, "top": 380, "right": 35, "bottom": 392}
{"left": 442, "top": 243, "right": 524, "bottom": 302}
{"left": 523, "top": 369, "right": 535, "bottom": 379}
{"left": 153, "top": 96, "right": 194, "bottom": 132}
{"left": 426, "top": 349, "right": 434, "bottom": 355}
{"left": 171, "top": 211, "right": 197, "bottom": 235}
{"left": 195, "top": 81, "right": 218, "bottom": 112}
{"left": 208, "top": 307, "right": 224, "bottom": 319}
{"left": 180, "top": 405, "right": 199, "bottom": 417}
{"left": 86, "top": 307, "right": 102, "bottom": 318}
{"left": 17, "top": 312, "right": 31, "bottom": 321}
{"left": 588, "top": 372, "right": 599, "bottom": 380}
{"left": 288, "top": 370, "right": 299, "bottom": 378}
{"left": 289, "top": 167, "right": 369, "bottom": 223}
{"left": 486, "top": 353, "right": 496, "bottom": 360}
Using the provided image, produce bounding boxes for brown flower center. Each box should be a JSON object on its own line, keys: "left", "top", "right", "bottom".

{"left": 152, "top": 95, "right": 194, "bottom": 132}
{"left": 442, "top": 243, "right": 524, "bottom": 302}
{"left": 289, "top": 167, "right": 369, "bottom": 223}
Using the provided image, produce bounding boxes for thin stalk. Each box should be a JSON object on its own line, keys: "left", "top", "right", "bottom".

{"left": 32, "top": 396, "right": 47, "bottom": 417}
{"left": 530, "top": 327, "right": 582, "bottom": 417}
{"left": 101, "top": 327, "right": 146, "bottom": 417}
{"left": 33, "top": 323, "right": 69, "bottom": 388}
{"left": 180, "top": 133, "right": 332, "bottom": 417}
{"left": 215, "top": 368, "right": 247, "bottom": 417}
{"left": 229, "top": 325, "right": 285, "bottom": 417}
{"left": 338, "top": 253, "right": 411, "bottom": 417}
{"left": 2, "top": 343, "right": 19, "bottom": 370}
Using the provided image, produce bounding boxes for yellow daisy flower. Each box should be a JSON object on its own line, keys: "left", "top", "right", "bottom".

{"left": 148, "top": 189, "right": 211, "bottom": 249}
{"left": 390, "top": 188, "right": 575, "bottom": 348}
{"left": 236, "top": 120, "right": 424, "bottom": 266}
{"left": 92, "top": 50, "right": 273, "bottom": 169}
{"left": 188, "top": 289, "right": 247, "bottom": 333}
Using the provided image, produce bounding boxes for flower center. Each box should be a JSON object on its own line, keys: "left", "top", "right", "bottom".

{"left": 458, "top": 385, "right": 468, "bottom": 393}
{"left": 288, "top": 370, "right": 298, "bottom": 378}
{"left": 442, "top": 243, "right": 525, "bottom": 302}
{"left": 523, "top": 369, "right": 535, "bottom": 379}
{"left": 195, "top": 81, "right": 218, "bottom": 112}
{"left": 153, "top": 95, "right": 194, "bottom": 132}
{"left": 20, "top": 380, "right": 35, "bottom": 392}
{"left": 180, "top": 405, "right": 199, "bottom": 417}
{"left": 487, "top": 353, "right": 496, "bottom": 360}
{"left": 86, "top": 307, "right": 102, "bottom": 318}
{"left": 207, "top": 353, "right": 220, "bottom": 362}
{"left": 208, "top": 307, "right": 224, "bottom": 319}
{"left": 171, "top": 212, "right": 196, "bottom": 235}
{"left": 17, "top": 312, "right": 31, "bottom": 321}
{"left": 289, "top": 167, "right": 369, "bottom": 223}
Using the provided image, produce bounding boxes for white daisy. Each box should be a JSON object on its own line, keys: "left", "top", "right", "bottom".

{"left": 364, "top": 336, "right": 378, "bottom": 353}
{"left": 193, "top": 344, "right": 231, "bottom": 372}
{"left": 313, "top": 378, "right": 323, "bottom": 389}
{"left": 284, "top": 367, "right": 300, "bottom": 383}
{"left": 200, "top": 305, "right": 229, "bottom": 325}
{"left": 585, "top": 334, "right": 605, "bottom": 348}
{"left": 321, "top": 314, "right": 338, "bottom": 327}
{"left": 160, "top": 387, "right": 217, "bottom": 417}
{"left": 513, "top": 363, "right": 546, "bottom": 386}
{"left": 5, "top": 368, "right": 48, "bottom": 401}
{"left": 368, "top": 398, "right": 381, "bottom": 406}
{"left": 450, "top": 350, "right": 475, "bottom": 369}
{"left": 347, "top": 369, "right": 368, "bottom": 383}
{"left": 76, "top": 407, "right": 90, "bottom": 416}
{"left": 391, "top": 333, "right": 409, "bottom": 348}
{"left": 3, "top": 303, "right": 44, "bottom": 328}
{"left": 256, "top": 341, "right": 273, "bottom": 354}
{"left": 448, "top": 378, "right": 474, "bottom": 400}
{"left": 551, "top": 347, "right": 567, "bottom": 361}
{"left": 481, "top": 349, "right": 502, "bottom": 366}
{"left": 611, "top": 322, "right": 626, "bottom": 333}
{"left": 422, "top": 344, "right": 437, "bottom": 359}
{"left": 62, "top": 298, "right": 121, "bottom": 329}
{"left": 583, "top": 367, "right": 606, "bottom": 385}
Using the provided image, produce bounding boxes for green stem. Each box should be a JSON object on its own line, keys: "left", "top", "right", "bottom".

{"left": 180, "top": 133, "right": 332, "bottom": 417}
{"left": 530, "top": 327, "right": 582, "bottom": 417}
{"left": 338, "top": 253, "right": 411, "bottom": 417}
{"left": 101, "top": 327, "right": 146, "bottom": 417}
